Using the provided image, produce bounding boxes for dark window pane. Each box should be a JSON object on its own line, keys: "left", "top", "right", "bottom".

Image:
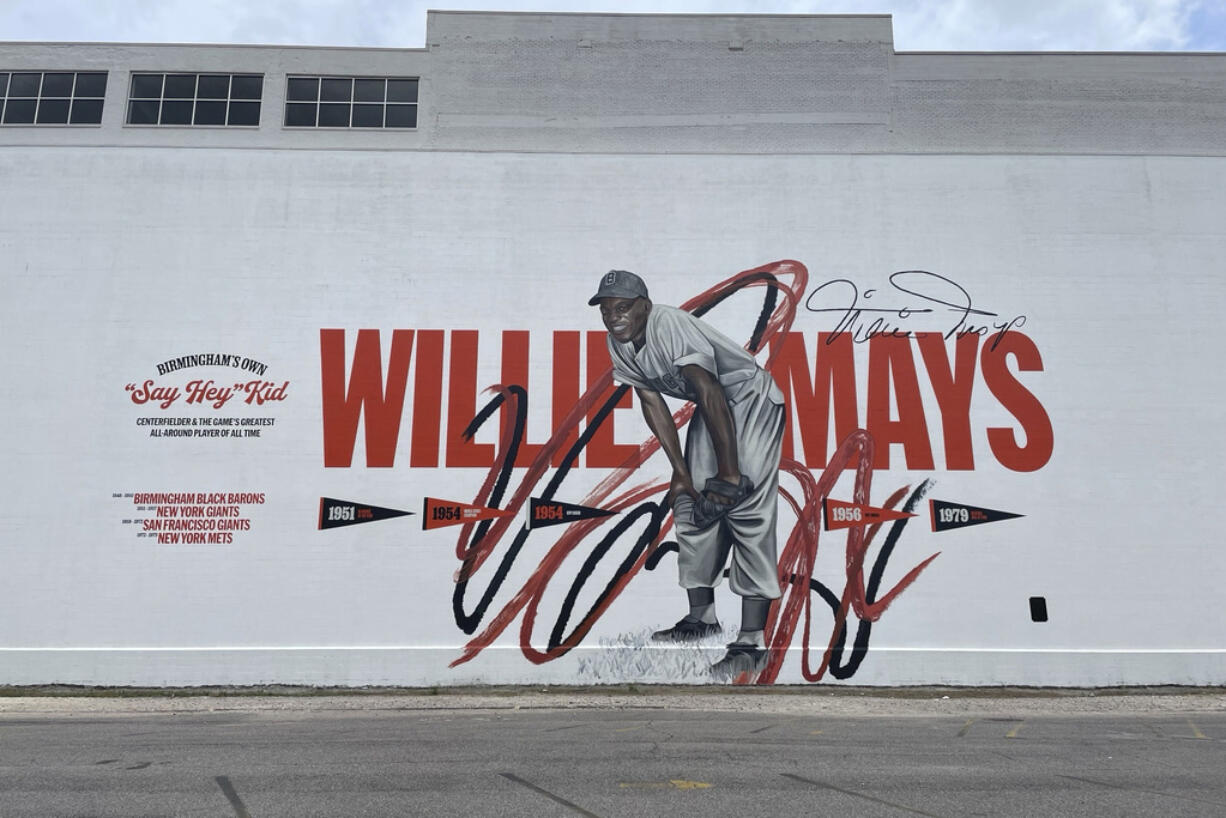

{"left": 284, "top": 102, "right": 316, "bottom": 127}
{"left": 69, "top": 98, "right": 104, "bottom": 124}
{"left": 164, "top": 73, "right": 196, "bottom": 98}
{"left": 354, "top": 78, "right": 384, "bottom": 102}
{"left": 194, "top": 99, "right": 226, "bottom": 125}
{"left": 35, "top": 99, "right": 70, "bottom": 123}
{"left": 127, "top": 99, "right": 159, "bottom": 124}
{"left": 131, "top": 74, "right": 163, "bottom": 98}
{"left": 3, "top": 99, "right": 36, "bottom": 123}
{"left": 230, "top": 75, "right": 262, "bottom": 100}
{"left": 352, "top": 103, "right": 383, "bottom": 127}
{"left": 160, "top": 99, "right": 193, "bottom": 124}
{"left": 287, "top": 77, "right": 318, "bottom": 101}
{"left": 10, "top": 73, "right": 41, "bottom": 96}
{"left": 320, "top": 78, "right": 351, "bottom": 102}
{"left": 387, "top": 78, "right": 418, "bottom": 103}
{"left": 0, "top": 74, "right": 8, "bottom": 96}
{"left": 74, "top": 72, "right": 107, "bottom": 97}
{"left": 318, "top": 102, "right": 350, "bottom": 127}
{"left": 41, "top": 73, "right": 74, "bottom": 97}
{"left": 197, "top": 74, "right": 229, "bottom": 99}
{"left": 385, "top": 104, "right": 417, "bottom": 129}
{"left": 227, "top": 100, "right": 260, "bottom": 125}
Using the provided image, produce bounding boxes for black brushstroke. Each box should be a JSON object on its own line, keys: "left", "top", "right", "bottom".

{"left": 645, "top": 541, "right": 679, "bottom": 570}
{"left": 451, "top": 273, "right": 798, "bottom": 656}
{"left": 452, "top": 383, "right": 633, "bottom": 634}
{"left": 804, "top": 479, "right": 935, "bottom": 679}
{"left": 690, "top": 272, "right": 780, "bottom": 355}
{"left": 459, "top": 385, "right": 525, "bottom": 549}
{"left": 547, "top": 502, "right": 667, "bottom": 651}
{"left": 451, "top": 386, "right": 526, "bottom": 634}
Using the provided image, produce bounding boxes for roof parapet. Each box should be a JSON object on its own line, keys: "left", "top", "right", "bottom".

{"left": 425, "top": 10, "right": 894, "bottom": 47}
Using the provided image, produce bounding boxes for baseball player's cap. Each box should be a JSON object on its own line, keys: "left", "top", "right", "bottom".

{"left": 588, "top": 270, "right": 649, "bottom": 306}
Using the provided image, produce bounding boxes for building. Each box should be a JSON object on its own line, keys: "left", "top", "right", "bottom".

{"left": 1, "top": 12, "right": 1224, "bottom": 687}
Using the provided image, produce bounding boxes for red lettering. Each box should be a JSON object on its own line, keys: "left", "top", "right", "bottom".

{"left": 501, "top": 330, "right": 544, "bottom": 466}
{"left": 552, "top": 331, "right": 581, "bottom": 467}
{"left": 409, "top": 330, "right": 444, "bottom": 468}
{"left": 866, "top": 336, "right": 934, "bottom": 470}
{"left": 981, "top": 332, "right": 1053, "bottom": 472}
{"left": 916, "top": 333, "right": 978, "bottom": 470}
{"left": 585, "top": 331, "right": 637, "bottom": 468}
{"left": 770, "top": 332, "right": 859, "bottom": 468}
{"left": 317, "top": 326, "right": 1051, "bottom": 474}
{"left": 446, "top": 330, "right": 495, "bottom": 467}
{"left": 320, "top": 329, "right": 413, "bottom": 467}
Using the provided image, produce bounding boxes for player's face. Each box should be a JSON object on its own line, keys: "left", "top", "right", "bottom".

{"left": 599, "top": 297, "right": 651, "bottom": 348}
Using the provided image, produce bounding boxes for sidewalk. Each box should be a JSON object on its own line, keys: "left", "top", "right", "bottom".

{"left": 3, "top": 685, "right": 1225, "bottom": 717}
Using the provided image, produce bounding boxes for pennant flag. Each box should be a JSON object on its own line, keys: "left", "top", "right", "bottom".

{"left": 318, "top": 497, "right": 413, "bottom": 530}
{"left": 527, "top": 498, "right": 618, "bottom": 530}
{"left": 422, "top": 497, "right": 517, "bottom": 530}
{"left": 823, "top": 498, "right": 917, "bottom": 531}
{"left": 929, "top": 499, "right": 1024, "bottom": 532}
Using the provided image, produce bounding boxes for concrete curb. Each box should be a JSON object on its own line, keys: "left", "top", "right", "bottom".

{"left": 3, "top": 687, "right": 1226, "bottom": 717}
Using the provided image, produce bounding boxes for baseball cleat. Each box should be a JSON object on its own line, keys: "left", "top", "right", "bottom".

{"left": 651, "top": 615, "right": 722, "bottom": 642}
{"left": 710, "top": 642, "right": 769, "bottom": 681}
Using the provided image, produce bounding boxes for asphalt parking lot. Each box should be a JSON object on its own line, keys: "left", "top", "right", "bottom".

{"left": 1, "top": 688, "right": 1224, "bottom": 817}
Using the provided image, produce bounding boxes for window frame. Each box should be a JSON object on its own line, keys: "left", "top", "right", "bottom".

{"left": 0, "top": 70, "right": 109, "bottom": 127}
{"left": 283, "top": 74, "right": 419, "bottom": 131}
{"left": 125, "top": 71, "right": 265, "bottom": 128}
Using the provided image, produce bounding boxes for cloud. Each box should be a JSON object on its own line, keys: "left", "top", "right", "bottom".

{"left": 0, "top": 0, "right": 420, "bottom": 46}
{"left": 885, "top": 0, "right": 1204, "bottom": 51}
{"left": 0, "top": 0, "right": 1219, "bottom": 51}
{"left": 1184, "top": 0, "right": 1226, "bottom": 50}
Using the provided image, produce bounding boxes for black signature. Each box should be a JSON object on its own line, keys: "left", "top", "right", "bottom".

{"left": 803, "top": 271, "right": 1026, "bottom": 350}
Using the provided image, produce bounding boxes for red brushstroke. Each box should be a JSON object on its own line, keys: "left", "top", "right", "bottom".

{"left": 448, "top": 260, "right": 939, "bottom": 682}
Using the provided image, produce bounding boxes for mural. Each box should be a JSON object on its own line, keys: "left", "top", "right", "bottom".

{"left": 7, "top": 149, "right": 1221, "bottom": 688}
{"left": 319, "top": 260, "right": 1047, "bottom": 684}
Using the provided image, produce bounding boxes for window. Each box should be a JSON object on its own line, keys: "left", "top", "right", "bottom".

{"left": 127, "top": 73, "right": 262, "bottom": 126}
{"left": 1, "top": 71, "right": 107, "bottom": 125}
{"left": 284, "top": 76, "right": 418, "bottom": 129}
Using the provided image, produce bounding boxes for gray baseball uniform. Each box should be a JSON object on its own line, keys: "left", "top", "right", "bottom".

{"left": 607, "top": 304, "right": 785, "bottom": 600}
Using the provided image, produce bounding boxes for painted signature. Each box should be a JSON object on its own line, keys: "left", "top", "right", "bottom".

{"left": 804, "top": 270, "right": 1027, "bottom": 350}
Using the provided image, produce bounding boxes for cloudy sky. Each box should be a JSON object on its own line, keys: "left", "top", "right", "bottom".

{"left": 1, "top": 0, "right": 1224, "bottom": 51}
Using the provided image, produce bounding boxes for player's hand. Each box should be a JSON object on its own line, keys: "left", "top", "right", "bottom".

{"left": 667, "top": 470, "right": 700, "bottom": 509}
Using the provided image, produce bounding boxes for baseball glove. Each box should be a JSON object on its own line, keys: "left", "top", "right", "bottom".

{"left": 684, "top": 475, "right": 755, "bottom": 532}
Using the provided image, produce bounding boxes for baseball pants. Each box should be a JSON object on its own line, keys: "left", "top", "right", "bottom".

{"left": 677, "top": 369, "right": 785, "bottom": 600}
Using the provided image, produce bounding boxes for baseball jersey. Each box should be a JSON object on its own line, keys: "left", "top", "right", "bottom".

{"left": 607, "top": 304, "right": 764, "bottom": 401}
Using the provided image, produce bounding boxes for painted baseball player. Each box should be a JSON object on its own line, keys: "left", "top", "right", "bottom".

{"left": 589, "top": 270, "right": 785, "bottom": 680}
